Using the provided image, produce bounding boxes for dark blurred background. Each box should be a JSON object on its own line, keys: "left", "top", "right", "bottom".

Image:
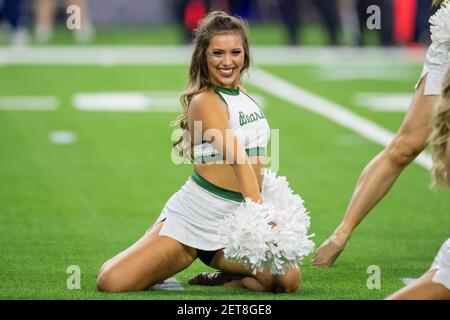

{"left": 0, "top": 0, "right": 439, "bottom": 47}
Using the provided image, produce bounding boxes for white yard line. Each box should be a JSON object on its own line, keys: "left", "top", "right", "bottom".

{"left": 72, "top": 91, "right": 265, "bottom": 112}
{"left": 0, "top": 46, "right": 426, "bottom": 66}
{"left": 73, "top": 92, "right": 180, "bottom": 112}
{"left": 0, "top": 96, "right": 59, "bottom": 110}
{"left": 318, "top": 68, "right": 418, "bottom": 81}
{"left": 245, "top": 68, "right": 432, "bottom": 170}
{"left": 50, "top": 131, "right": 77, "bottom": 144}
{"left": 0, "top": 46, "right": 431, "bottom": 169}
{"left": 353, "top": 92, "right": 412, "bottom": 112}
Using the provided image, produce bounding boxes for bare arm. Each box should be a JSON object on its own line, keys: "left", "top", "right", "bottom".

{"left": 188, "top": 92, "right": 261, "bottom": 203}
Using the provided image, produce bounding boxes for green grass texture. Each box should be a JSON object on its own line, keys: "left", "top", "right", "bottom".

{"left": 0, "top": 63, "right": 448, "bottom": 300}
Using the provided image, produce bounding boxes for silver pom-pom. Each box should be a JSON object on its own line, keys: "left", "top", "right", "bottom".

{"left": 219, "top": 170, "right": 315, "bottom": 275}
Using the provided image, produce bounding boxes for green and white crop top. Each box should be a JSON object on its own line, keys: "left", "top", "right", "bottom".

{"left": 194, "top": 87, "right": 270, "bottom": 163}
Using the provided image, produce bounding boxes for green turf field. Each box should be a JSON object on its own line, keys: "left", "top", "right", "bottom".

{"left": 0, "top": 49, "right": 449, "bottom": 300}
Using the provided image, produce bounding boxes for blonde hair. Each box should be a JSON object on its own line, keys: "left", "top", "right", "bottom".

{"left": 432, "top": 0, "right": 446, "bottom": 7}
{"left": 430, "top": 68, "right": 450, "bottom": 187}
{"left": 171, "top": 11, "right": 251, "bottom": 160}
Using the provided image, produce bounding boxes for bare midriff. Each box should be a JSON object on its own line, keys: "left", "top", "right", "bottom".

{"left": 194, "top": 156, "right": 265, "bottom": 192}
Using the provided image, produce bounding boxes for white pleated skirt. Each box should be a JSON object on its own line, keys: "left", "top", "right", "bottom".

{"left": 148, "top": 173, "right": 244, "bottom": 251}
{"left": 430, "top": 238, "right": 450, "bottom": 290}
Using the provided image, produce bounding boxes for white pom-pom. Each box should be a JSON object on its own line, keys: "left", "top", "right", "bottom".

{"left": 219, "top": 170, "right": 315, "bottom": 275}
{"left": 429, "top": 1, "right": 450, "bottom": 44}
{"left": 427, "top": 1, "right": 450, "bottom": 69}
{"left": 219, "top": 201, "right": 276, "bottom": 274}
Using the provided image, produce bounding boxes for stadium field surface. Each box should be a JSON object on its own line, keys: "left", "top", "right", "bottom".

{"left": 1, "top": 47, "right": 448, "bottom": 300}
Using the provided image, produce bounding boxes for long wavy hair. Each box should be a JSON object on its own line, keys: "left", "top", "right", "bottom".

{"left": 171, "top": 11, "right": 251, "bottom": 161}
{"left": 433, "top": 0, "right": 447, "bottom": 6}
{"left": 430, "top": 68, "right": 450, "bottom": 187}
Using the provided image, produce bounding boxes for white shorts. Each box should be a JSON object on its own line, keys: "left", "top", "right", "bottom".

{"left": 415, "top": 44, "right": 449, "bottom": 95}
{"left": 148, "top": 172, "right": 244, "bottom": 251}
{"left": 429, "top": 238, "right": 450, "bottom": 290}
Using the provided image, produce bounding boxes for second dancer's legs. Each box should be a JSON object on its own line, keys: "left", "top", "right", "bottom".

{"left": 311, "top": 75, "right": 437, "bottom": 267}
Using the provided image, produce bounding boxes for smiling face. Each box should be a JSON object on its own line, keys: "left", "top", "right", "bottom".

{"left": 206, "top": 32, "right": 245, "bottom": 89}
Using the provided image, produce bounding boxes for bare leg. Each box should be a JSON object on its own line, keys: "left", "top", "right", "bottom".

{"left": 96, "top": 222, "right": 197, "bottom": 292}
{"left": 208, "top": 251, "right": 301, "bottom": 293}
{"left": 311, "top": 75, "right": 437, "bottom": 267}
{"left": 34, "top": 0, "right": 56, "bottom": 43}
{"left": 35, "top": 0, "right": 55, "bottom": 28}
{"left": 386, "top": 269, "right": 450, "bottom": 300}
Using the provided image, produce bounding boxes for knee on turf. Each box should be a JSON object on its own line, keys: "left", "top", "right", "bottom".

{"left": 96, "top": 261, "right": 126, "bottom": 293}
{"left": 260, "top": 266, "right": 302, "bottom": 293}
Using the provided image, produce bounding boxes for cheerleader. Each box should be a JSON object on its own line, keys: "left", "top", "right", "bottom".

{"left": 96, "top": 11, "right": 313, "bottom": 293}
{"left": 312, "top": 0, "right": 450, "bottom": 267}
{"left": 387, "top": 68, "right": 450, "bottom": 300}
